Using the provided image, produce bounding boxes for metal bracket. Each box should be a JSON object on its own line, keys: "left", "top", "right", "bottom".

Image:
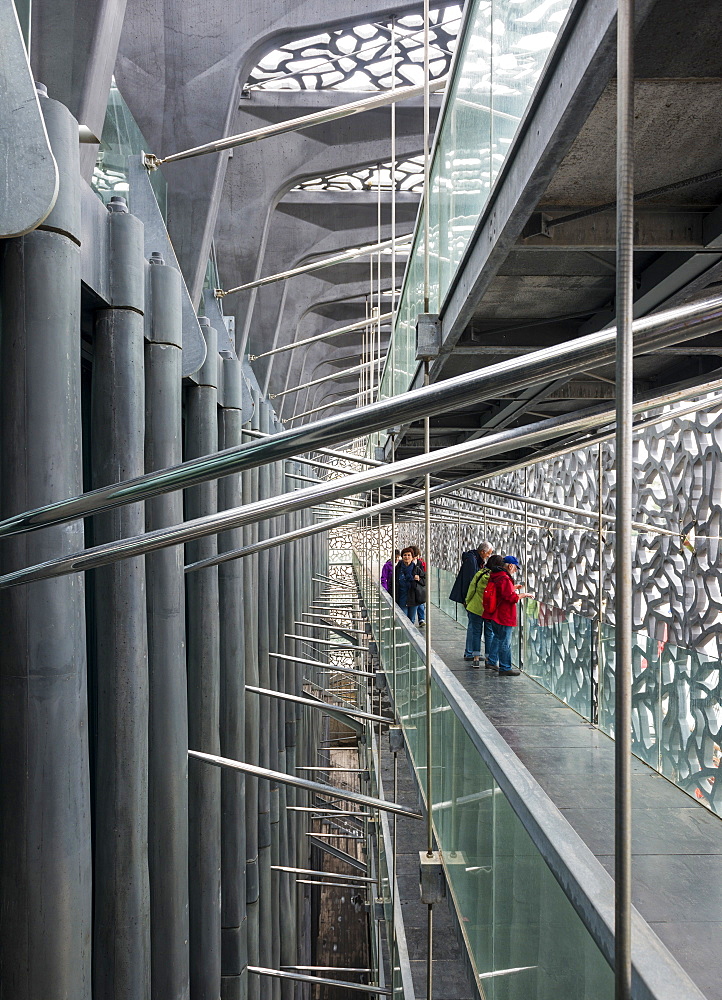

{"left": 419, "top": 851, "right": 446, "bottom": 904}
{"left": 389, "top": 726, "right": 404, "bottom": 753}
{"left": 142, "top": 150, "right": 161, "bottom": 172}
{"left": 442, "top": 850, "right": 468, "bottom": 868}
{"left": 521, "top": 211, "right": 552, "bottom": 239}
{"left": 373, "top": 898, "right": 387, "bottom": 921}
{"left": 415, "top": 313, "right": 441, "bottom": 361}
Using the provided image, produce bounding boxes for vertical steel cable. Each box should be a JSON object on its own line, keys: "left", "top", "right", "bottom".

{"left": 389, "top": 432, "right": 398, "bottom": 944}
{"left": 423, "top": 358, "right": 433, "bottom": 863}
{"left": 391, "top": 15, "right": 397, "bottom": 403}
{"left": 523, "top": 468, "right": 529, "bottom": 669}
{"left": 615, "top": 2, "right": 634, "bottom": 999}
{"left": 423, "top": 0, "right": 431, "bottom": 313}
{"left": 421, "top": 7, "right": 435, "bottom": 1000}
{"left": 597, "top": 442, "right": 605, "bottom": 726}
{"left": 377, "top": 171, "right": 382, "bottom": 406}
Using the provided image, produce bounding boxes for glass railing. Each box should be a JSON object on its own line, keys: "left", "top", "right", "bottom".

{"left": 379, "top": 0, "right": 573, "bottom": 403}
{"left": 522, "top": 600, "right": 722, "bottom": 813}
{"left": 367, "top": 729, "right": 414, "bottom": 999}
{"left": 428, "top": 564, "right": 462, "bottom": 622}
{"left": 523, "top": 601, "right": 595, "bottom": 720}
{"left": 427, "top": 577, "right": 722, "bottom": 813}
{"left": 354, "top": 555, "right": 614, "bottom": 998}
{"left": 598, "top": 625, "right": 722, "bottom": 810}
{"left": 92, "top": 78, "right": 167, "bottom": 218}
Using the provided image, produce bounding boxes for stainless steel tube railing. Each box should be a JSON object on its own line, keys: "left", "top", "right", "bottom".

{"left": 2, "top": 291, "right": 722, "bottom": 540}
{"left": 2, "top": 376, "right": 720, "bottom": 588}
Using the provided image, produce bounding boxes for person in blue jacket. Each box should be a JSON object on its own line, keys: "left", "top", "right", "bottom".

{"left": 449, "top": 540, "right": 493, "bottom": 659}
{"left": 394, "top": 547, "right": 427, "bottom": 624}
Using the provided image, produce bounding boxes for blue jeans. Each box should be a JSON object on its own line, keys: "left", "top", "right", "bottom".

{"left": 465, "top": 611, "right": 483, "bottom": 657}
{"left": 465, "top": 613, "right": 494, "bottom": 658}
{"left": 404, "top": 605, "right": 419, "bottom": 624}
{"left": 416, "top": 603, "right": 426, "bottom": 623}
{"left": 487, "top": 622, "right": 513, "bottom": 671}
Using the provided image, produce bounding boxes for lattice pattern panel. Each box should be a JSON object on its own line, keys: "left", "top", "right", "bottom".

{"left": 338, "top": 400, "right": 722, "bottom": 810}
{"left": 387, "top": 400, "right": 722, "bottom": 811}
{"left": 295, "top": 156, "right": 425, "bottom": 193}
{"left": 245, "top": 6, "right": 461, "bottom": 91}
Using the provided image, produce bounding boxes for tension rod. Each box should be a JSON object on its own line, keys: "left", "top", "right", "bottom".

{"left": 189, "top": 751, "right": 421, "bottom": 819}
{"left": 218, "top": 238, "right": 411, "bottom": 298}
{"left": 144, "top": 78, "right": 447, "bottom": 168}
{"left": 249, "top": 313, "right": 393, "bottom": 361}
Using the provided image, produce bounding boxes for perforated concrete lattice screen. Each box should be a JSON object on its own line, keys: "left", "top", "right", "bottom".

{"left": 360, "top": 398, "right": 722, "bottom": 813}
{"left": 245, "top": 5, "right": 461, "bottom": 91}
{"left": 295, "top": 155, "right": 425, "bottom": 193}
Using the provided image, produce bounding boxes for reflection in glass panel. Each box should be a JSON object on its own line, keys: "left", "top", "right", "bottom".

{"left": 380, "top": 0, "right": 571, "bottom": 407}
{"left": 598, "top": 624, "right": 661, "bottom": 763}
{"left": 411, "top": 662, "right": 610, "bottom": 994}
{"left": 658, "top": 643, "right": 722, "bottom": 809}
{"left": 92, "top": 78, "right": 167, "bottom": 219}
{"left": 369, "top": 570, "right": 613, "bottom": 998}
{"left": 13, "top": 0, "right": 31, "bottom": 48}
{"left": 524, "top": 601, "right": 593, "bottom": 719}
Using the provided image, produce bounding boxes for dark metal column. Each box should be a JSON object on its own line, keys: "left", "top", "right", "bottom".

{"left": 244, "top": 391, "right": 261, "bottom": 1000}
{"left": 144, "top": 253, "right": 189, "bottom": 1000}
{"left": 266, "top": 409, "right": 284, "bottom": 1000}
{"left": 615, "top": 3, "right": 635, "bottom": 999}
{"left": 186, "top": 318, "right": 222, "bottom": 999}
{"left": 257, "top": 399, "right": 275, "bottom": 1000}
{"left": 281, "top": 456, "right": 299, "bottom": 989}
{"left": 0, "top": 92, "right": 92, "bottom": 1000}
{"left": 219, "top": 358, "right": 248, "bottom": 1000}
{"left": 92, "top": 196, "right": 150, "bottom": 997}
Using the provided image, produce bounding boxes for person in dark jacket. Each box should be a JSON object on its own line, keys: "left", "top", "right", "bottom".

{"left": 483, "top": 555, "right": 533, "bottom": 676}
{"left": 395, "top": 547, "right": 426, "bottom": 624}
{"left": 410, "top": 545, "right": 427, "bottom": 626}
{"left": 449, "top": 540, "right": 493, "bottom": 659}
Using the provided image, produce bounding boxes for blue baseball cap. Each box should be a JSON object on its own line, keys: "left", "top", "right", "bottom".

{"left": 503, "top": 555, "right": 520, "bottom": 566}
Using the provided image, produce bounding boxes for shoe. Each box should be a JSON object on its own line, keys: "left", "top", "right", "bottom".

{"left": 418, "top": 620, "right": 425, "bottom": 627}
{"left": 498, "top": 667, "right": 521, "bottom": 676}
{"left": 487, "top": 663, "right": 499, "bottom": 672}
{"left": 472, "top": 657, "right": 480, "bottom": 667}
{"left": 463, "top": 655, "right": 474, "bottom": 661}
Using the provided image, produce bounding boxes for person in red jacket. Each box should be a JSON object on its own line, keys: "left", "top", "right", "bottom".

{"left": 482, "top": 555, "right": 533, "bottom": 676}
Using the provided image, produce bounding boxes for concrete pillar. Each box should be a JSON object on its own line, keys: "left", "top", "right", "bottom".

{"left": 219, "top": 358, "right": 248, "bottom": 1000}
{"left": 144, "top": 253, "right": 189, "bottom": 999}
{"left": 185, "top": 319, "right": 221, "bottom": 1000}
{"left": 0, "top": 92, "right": 92, "bottom": 1000}
{"left": 91, "top": 196, "right": 150, "bottom": 998}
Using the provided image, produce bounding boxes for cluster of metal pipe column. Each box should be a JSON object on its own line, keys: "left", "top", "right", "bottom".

{"left": 0, "top": 93, "right": 327, "bottom": 1000}
{"left": 0, "top": 92, "right": 92, "bottom": 1000}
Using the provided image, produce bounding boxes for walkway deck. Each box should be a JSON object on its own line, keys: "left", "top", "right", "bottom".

{"left": 427, "top": 608, "right": 722, "bottom": 1000}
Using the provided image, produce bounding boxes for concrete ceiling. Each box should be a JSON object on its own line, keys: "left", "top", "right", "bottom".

{"left": 392, "top": 0, "right": 722, "bottom": 479}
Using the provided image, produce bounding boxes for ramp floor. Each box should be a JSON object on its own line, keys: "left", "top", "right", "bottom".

{"left": 425, "top": 608, "right": 722, "bottom": 1000}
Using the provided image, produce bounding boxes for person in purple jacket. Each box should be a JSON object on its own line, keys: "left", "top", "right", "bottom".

{"left": 381, "top": 550, "right": 400, "bottom": 592}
